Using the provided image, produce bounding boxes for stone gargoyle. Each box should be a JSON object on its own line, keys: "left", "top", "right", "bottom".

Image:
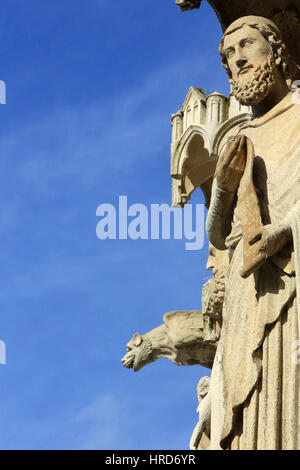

{"left": 121, "top": 309, "right": 219, "bottom": 372}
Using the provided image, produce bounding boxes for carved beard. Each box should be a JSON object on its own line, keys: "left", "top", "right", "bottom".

{"left": 211, "top": 272, "right": 225, "bottom": 314}
{"left": 232, "top": 56, "right": 276, "bottom": 106}
{"left": 204, "top": 271, "right": 225, "bottom": 319}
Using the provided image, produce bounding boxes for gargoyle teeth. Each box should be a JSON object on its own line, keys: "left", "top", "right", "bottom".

{"left": 122, "top": 355, "right": 135, "bottom": 368}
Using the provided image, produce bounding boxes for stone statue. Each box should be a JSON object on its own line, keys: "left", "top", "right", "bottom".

{"left": 121, "top": 310, "right": 219, "bottom": 372}
{"left": 206, "top": 15, "right": 300, "bottom": 450}
{"left": 189, "top": 376, "right": 211, "bottom": 450}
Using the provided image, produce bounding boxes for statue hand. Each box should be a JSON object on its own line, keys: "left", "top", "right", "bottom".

{"left": 249, "top": 223, "right": 292, "bottom": 258}
{"left": 216, "top": 134, "right": 247, "bottom": 193}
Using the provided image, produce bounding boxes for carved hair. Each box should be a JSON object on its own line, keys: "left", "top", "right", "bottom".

{"left": 219, "top": 20, "right": 297, "bottom": 86}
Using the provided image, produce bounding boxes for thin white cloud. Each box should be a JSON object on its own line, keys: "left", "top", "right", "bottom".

{"left": 72, "top": 393, "right": 133, "bottom": 449}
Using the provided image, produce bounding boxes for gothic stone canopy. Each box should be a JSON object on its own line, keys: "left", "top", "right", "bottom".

{"left": 170, "top": 88, "right": 249, "bottom": 208}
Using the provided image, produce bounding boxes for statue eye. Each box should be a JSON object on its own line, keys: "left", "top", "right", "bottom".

{"left": 226, "top": 49, "right": 234, "bottom": 59}
{"left": 243, "top": 39, "right": 254, "bottom": 47}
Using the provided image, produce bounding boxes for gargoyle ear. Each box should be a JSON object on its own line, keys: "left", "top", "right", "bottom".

{"left": 132, "top": 333, "right": 142, "bottom": 347}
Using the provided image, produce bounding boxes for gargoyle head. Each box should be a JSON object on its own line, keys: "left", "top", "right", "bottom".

{"left": 121, "top": 333, "right": 153, "bottom": 372}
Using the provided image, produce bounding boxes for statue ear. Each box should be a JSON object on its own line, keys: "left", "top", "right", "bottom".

{"left": 132, "top": 333, "right": 142, "bottom": 347}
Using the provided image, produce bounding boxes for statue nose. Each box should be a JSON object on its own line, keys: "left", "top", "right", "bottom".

{"left": 236, "top": 58, "right": 248, "bottom": 69}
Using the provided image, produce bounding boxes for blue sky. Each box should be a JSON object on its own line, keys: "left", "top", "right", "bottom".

{"left": 0, "top": 0, "right": 230, "bottom": 450}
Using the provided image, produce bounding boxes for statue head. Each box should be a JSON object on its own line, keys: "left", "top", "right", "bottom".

{"left": 219, "top": 16, "right": 297, "bottom": 106}
{"left": 121, "top": 332, "right": 153, "bottom": 372}
{"left": 206, "top": 243, "right": 227, "bottom": 278}
{"left": 196, "top": 376, "right": 210, "bottom": 404}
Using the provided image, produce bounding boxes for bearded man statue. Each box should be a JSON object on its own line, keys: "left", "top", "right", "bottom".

{"left": 206, "top": 16, "right": 300, "bottom": 450}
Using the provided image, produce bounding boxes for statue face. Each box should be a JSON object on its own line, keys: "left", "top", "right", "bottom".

{"left": 206, "top": 244, "right": 228, "bottom": 277}
{"left": 204, "top": 244, "right": 227, "bottom": 319}
{"left": 222, "top": 24, "right": 279, "bottom": 106}
{"left": 223, "top": 25, "right": 273, "bottom": 86}
{"left": 206, "top": 244, "right": 217, "bottom": 275}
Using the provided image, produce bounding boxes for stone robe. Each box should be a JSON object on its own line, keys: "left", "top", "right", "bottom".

{"left": 207, "top": 93, "right": 300, "bottom": 450}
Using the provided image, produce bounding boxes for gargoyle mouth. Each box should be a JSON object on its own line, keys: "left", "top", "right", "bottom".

{"left": 121, "top": 353, "right": 135, "bottom": 369}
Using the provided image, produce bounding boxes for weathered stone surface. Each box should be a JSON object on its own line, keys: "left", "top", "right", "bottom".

{"left": 121, "top": 310, "right": 219, "bottom": 371}
{"left": 171, "top": 87, "right": 250, "bottom": 208}
{"left": 236, "top": 137, "right": 268, "bottom": 278}
{"left": 203, "top": 244, "right": 227, "bottom": 321}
